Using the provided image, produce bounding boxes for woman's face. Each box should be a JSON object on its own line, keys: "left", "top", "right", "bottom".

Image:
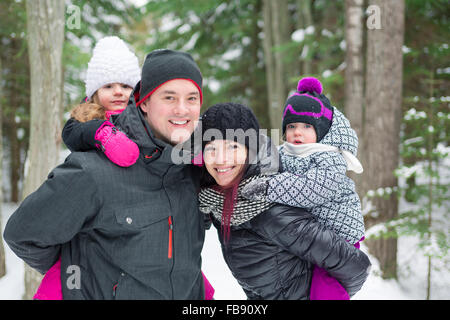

{"left": 204, "top": 140, "right": 248, "bottom": 187}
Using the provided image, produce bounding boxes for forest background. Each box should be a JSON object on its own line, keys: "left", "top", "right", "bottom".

{"left": 0, "top": 0, "right": 448, "bottom": 299}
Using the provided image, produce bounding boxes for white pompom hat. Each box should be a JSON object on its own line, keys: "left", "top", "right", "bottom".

{"left": 85, "top": 36, "right": 141, "bottom": 99}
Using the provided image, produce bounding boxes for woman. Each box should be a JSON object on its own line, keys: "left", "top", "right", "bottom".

{"left": 198, "top": 102, "right": 371, "bottom": 300}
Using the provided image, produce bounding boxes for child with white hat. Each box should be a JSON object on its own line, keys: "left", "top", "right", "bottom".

{"left": 33, "top": 36, "right": 141, "bottom": 300}
{"left": 63, "top": 36, "right": 141, "bottom": 167}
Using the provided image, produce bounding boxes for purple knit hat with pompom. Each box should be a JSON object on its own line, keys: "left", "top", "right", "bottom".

{"left": 282, "top": 77, "right": 333, "bottom": 142}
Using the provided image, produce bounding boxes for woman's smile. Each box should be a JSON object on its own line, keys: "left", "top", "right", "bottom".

{"left": 215, "top": 166, "right": 236, "bottom": 174}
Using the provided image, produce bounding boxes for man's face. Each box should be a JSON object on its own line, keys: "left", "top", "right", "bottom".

{"left": 140, "top": 79, "right": 201, "bottom": 145}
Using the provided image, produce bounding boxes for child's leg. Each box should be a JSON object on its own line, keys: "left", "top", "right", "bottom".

{"left": 33, "top": 259, "right": 63, "bottom": 300}
{"left": 202, "top": 271, "right": 215, "bottom": 300}
{"left": 310, "top": 238, "right": 364, "bottom": 300}
{"left": 309, "top": 265, "right": 350, "bottom": 300}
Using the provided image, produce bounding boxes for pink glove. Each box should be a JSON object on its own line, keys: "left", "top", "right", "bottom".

{"left": 95, "top": 121, "right": 139, "bottom": 167}
{"left": 33, "top": 259, "right": 63, "bottom": 300}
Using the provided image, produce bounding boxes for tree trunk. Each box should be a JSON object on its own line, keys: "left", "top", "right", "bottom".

{"left": 297, "top": 0, "right": 313, "bottom": 76}
{"left": 363, "top": 0, "right": 405, "bottom": 279}
{"left": 270, "top": 0, "right": 289, "bottom": 133}
{"left": 249, "top": 0, "right": 270, "bottom": 131}
{"left": 344, "top": 0, "right": 364, "bottom": 139}
{"left": 23, "top": 0, "right": 64, "bottom": 300}
{"left": 6, "top": 107, "right": 21, "bottom": 203}
{"left": 344, "top": 0, "right": 365, "bottom": 196}
{"left": 425, "top": 78, "right": 435, "bottom": 300}
{"left": 262, "top": 0, "right": 290, "bottom": 135}
{"left": 262, "top": 0, "right": 277, "bottom": 131}
{"left": 0, "top": 56, "right": 6, "bottom": 279}
{"left": 4, "top": 37, "right": 25, "bottom": 203}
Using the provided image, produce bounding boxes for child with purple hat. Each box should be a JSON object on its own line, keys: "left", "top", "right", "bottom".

{"left": 243, "top": 77, "right": 366, "bottom": 300}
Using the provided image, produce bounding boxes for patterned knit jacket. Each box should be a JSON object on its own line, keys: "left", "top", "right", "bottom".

{"left": 267, "top": 107, "right": 365, "bottom": 244}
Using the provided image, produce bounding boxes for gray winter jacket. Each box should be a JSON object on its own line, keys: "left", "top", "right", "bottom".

{"left": 266, "top": 107, "right": 365, "bottom": 244}
{"left": 3, "top": 103, "right": 205, "bottom": 300}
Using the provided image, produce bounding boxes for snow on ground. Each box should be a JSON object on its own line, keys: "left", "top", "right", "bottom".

{"left": 1, "top": 201, "right": 448, "bottom": 300}
{"left": 0, "top": 203, "right": 25, "bottom": 300}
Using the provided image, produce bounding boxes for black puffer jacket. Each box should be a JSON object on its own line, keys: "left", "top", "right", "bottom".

{"left": 210, "top": 203, "right": 371, "bottom": 300}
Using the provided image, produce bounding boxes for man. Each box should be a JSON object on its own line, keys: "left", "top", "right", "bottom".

{"left": 4, "top": 49, "right": 205, "bottom": 299}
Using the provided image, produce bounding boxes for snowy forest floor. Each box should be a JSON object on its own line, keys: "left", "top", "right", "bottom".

{"left": 1, "top": 200, "right": 448, "bottom": 300}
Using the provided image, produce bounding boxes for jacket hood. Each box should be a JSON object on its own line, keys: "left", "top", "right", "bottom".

{"left": 320, "top": 107, "right": 359, "bottom": 156}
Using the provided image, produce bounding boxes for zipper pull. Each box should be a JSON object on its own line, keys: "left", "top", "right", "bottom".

{"left": 113, "top": 283, "right": 118, "bottom": 297}
{"left": 168, "top": 216, "right": 173, "bottom": 259}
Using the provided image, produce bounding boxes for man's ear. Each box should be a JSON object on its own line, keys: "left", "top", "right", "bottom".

{"left": 139, "top": 99, "right": 148, "bottom": 114}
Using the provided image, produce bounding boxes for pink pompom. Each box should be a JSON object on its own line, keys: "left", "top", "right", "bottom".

{"left": 297, "top": 77, "right": 323, "bottom": 94}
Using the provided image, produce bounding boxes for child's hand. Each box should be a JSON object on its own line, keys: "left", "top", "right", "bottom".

{"left": 241, "top": 177, "right": 270, "bottom": 201}
{"left": 95, "top": 121, "right": 139, "bottom": 167}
